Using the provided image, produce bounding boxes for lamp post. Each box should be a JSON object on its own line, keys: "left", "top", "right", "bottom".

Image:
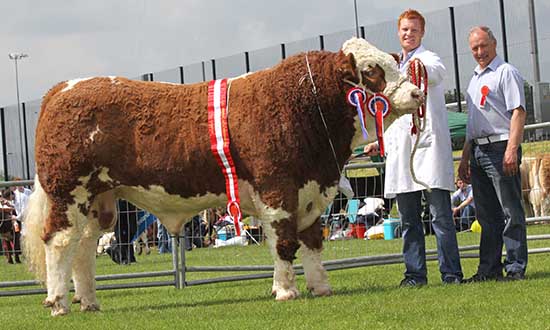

{"left": 8, "top": 52, "right": 28, "bottom": 179}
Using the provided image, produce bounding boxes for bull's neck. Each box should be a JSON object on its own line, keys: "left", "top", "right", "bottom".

{"left": 306, "top": 54, "right": 356, "bottom": 170}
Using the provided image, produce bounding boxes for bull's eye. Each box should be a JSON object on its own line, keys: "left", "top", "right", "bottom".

{"left": 364, "top": 70, "right": 375, "bottom": 78}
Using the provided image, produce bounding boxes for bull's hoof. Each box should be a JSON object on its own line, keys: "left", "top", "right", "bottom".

{"left": 81, "top": 303, "right": 101, "bottom": 312}
{"left": 72, "top": 295, "right": 81, "bottom": 304}
{"left": 308, "top": 285, "right": 333, "bottom": 297}
{"left": 274, "top": 288, "right": 300, "bottom": 301}
{"left": 42, "top": 298, "right": 54, "bottom": 308}
{"left": 51, "top": 302, "right": 70, "bottom": 316}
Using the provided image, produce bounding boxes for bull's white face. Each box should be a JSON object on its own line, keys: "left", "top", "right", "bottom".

{"left": 342, "top": 37, "right": 423, "bottom": 115}
{"left": 384, "top": 77, "right": 424, "bottom": 113}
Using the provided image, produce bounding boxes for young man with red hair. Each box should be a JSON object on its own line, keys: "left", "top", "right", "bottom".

{"left": 365, "top": 9, "right": 463, "bottom": 286}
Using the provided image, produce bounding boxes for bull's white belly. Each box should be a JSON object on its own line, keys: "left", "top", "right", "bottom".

{"left": 114, "top": 180, "right": 338, "bottom": 235}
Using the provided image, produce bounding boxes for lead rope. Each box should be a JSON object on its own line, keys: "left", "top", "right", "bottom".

{"left": 408, "top": 58, "right": 430, "bottom": 191}
{"left": 304, "top": 53, "right": 342, "bottom": 175}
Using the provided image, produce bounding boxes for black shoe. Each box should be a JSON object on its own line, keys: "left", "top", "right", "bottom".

{"left": 463, "top": 272, "right": 503, "bottom": 283}
{"left": 503, "top": 272, "right": 525, "bottom": 281}
{"left": 442, "top": 276, "right": 462, "bottom": 285}
{"left": 399, "top": 277, "right": 427, "bottom": 287}
{"left": 14, "top": 256, "right": 21, "bottom": 264}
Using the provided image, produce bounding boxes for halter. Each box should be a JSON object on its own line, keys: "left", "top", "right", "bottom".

{"left": 304, "top": 53, "right": 342, "bottom": 176}
{"left": 407, "top": 58, "right": 431, "bottom": 191}
{"left": 343, "top": 65, "right": 402, "bottom": 157}
{"left": 408, "top": 58, "right": 428, "bottom": 134}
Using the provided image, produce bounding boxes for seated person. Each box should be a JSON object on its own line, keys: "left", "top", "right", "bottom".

{"left": 451, "top": 179, "right": 476, "bottom": 231}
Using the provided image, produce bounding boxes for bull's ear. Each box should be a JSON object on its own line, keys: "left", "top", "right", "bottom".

{"left": 346, "top": 52, "right": 357, "bottom": 72}
{"left": 390, "top": 53, "right": 400, "bottom": 64}
{"left": 338, "top": 50, "right": 358, "bottom": 81}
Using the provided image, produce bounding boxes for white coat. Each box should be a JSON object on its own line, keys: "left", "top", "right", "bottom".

{"left": 383, "top": 45, "right": 454, "bottom": 198}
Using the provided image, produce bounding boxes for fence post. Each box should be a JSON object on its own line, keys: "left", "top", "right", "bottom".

{"left": 211, "top": 59, "right": 217, "bottom": 80}
{"left": 245, "top": 51, "right": 251, "bottom": 73}
{"left": 498, "top": 0, "right": 509, "bottom": 62}
{"left": 0, "top": 108, "right": 8, "bottom": 181}
{"left": 22, "top": 102, "right": 30, "bottom": 179}
{"left": 449, "top": 6, "right": 462, "bottom": 112}
{"left": 179, "top": 229, "right": 186, "bottom": 288}
{"left": 179, "top": 66, "right": 185, "bottom": 84}
{"left": 171, "top": 234, "right": 180, "bottom": 288}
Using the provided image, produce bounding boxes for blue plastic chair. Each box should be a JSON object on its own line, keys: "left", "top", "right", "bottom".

{"left": 345, "top": 199, "right": 360, "bottom": 224}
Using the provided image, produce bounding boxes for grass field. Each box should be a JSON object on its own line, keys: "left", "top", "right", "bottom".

{"left": 1, "top": 224, "right": 550, "bottom": 329}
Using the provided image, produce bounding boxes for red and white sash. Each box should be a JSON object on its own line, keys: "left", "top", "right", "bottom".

{"left": 207, "top": 79, "right": 241, "bottom": 236}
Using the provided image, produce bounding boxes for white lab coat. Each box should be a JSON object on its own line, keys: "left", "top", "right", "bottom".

{"left": 383, "top": 45, "right": 454, "bottom": 198}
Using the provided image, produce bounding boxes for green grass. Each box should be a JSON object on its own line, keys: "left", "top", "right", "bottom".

{"left": 1, "top": 225, "right": 550, "bottom": 329}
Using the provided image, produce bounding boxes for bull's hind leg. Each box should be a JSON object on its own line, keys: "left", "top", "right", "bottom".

{"left": 299, "top": 218, "right": 332, "bottom": 297}
{"left": 72, "top": 191, "right": 116, "bottom": 312}
{"left": 43, "top": 204, "right": 85, "bottom": 316}
{"left": 265, "top": 216, "right": 301, "bottom": 300}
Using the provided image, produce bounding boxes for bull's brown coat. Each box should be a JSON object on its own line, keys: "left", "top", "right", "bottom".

{"left": 36, "top": 51, "right": 371, "bottom": 243}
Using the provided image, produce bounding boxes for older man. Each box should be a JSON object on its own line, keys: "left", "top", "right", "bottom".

{"left": 458, "top": 26, "right": 527, "bottom": 282}
{"left": 364, "top": 9, "right": 462, "bottom": 286}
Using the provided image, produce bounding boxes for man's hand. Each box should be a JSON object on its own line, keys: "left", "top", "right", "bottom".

{"left": 363, "top": 143, "right": 380, "bottom": 156}
{"left": 503, "top": 148, "right": 519, "bottom": 176}
{"left": 458, "top": 158, "right": 470, "bottom": 184}
{"left": 452, "top": 207, "right": 460, "bottom": 217}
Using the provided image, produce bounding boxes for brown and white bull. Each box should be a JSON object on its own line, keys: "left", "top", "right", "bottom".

{"left": 24, "top": 37, "right": 423, "bottom": 316}
{"left": 521, "top": 154, "right": 550, "bottom": 218}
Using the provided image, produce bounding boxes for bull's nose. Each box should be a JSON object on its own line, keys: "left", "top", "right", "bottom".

{"left": 411, "top": 89, "right": 425, "bottom": 103}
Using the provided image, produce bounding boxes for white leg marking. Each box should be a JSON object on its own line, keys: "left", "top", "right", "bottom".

{"left": 72, "top": 220, "right": 101, "bottom": 312}
{"left": 44, "top": 227, "right": 81, "bottom": 316}
{"left": 263, "top": 223, "right": 299, "bottom": 301}
{"left": 300, "top": 245, "right": 332, "bottom": 297}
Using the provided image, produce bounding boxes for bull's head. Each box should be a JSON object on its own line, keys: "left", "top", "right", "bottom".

{"left": 341, "top": 37, "right": 423, "bottom": 113}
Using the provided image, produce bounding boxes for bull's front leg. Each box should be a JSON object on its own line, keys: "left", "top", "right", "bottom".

{"left": 298, "top": 218, "right": 332, "bottom": 297}
{"left": 266, "top": 216, "right": 301, "bottom": 301}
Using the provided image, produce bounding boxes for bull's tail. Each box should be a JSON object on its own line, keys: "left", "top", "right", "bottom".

{"left": 23, "top": 175, "right": 50, "bottom": 282}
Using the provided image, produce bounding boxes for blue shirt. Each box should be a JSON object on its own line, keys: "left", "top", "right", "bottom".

{"left": 451, "top": 185, "right": 475, "bottom": 209}
{"left": 465, "top": 55, "right": 525, "bottom": 141}
{"left": 398, "top": 47, "right": 420, "bottom": 73}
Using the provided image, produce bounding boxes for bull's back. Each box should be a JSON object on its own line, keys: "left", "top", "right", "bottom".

{"left": 35, "top": 77, "right": 227, "bottom": 198}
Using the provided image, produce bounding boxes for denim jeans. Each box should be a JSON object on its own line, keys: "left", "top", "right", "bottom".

{"left": 157, "top": 222, "right": 172, "bottom": 254}
{"left": 397, "top": 189, "right": 463, "bottom": 283}
{"left": 470, "top": 141, "right": 527, "bottom": 275}
{"left": 457, "top": 205, "right": 476, "bottom": 231}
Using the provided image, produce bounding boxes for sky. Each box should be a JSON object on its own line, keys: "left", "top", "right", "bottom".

{"left": 0, "top": 0, "right": 495, "bottom": 107}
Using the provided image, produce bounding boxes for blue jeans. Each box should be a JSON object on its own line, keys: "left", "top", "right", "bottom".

{"left": 157, "top": 222, "right": 172, "bottom": 254}
{"left": 457, "top": 205, "right": 476, "bottom": 231}
{"left": 397, "top": 189, "right": 463, "bottom": 283}
{"left": 470, "top": 141, "right": 527, "bottom": 275}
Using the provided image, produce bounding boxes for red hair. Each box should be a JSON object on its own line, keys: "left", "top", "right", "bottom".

{"left": 398, "top": 9, "right": 425, "bottom": 31}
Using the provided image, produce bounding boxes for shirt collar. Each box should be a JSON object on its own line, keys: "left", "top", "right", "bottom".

{"left": 474, "top": 55, "right": 503, "bottom": 75}
{"left": 399, "top": 45, "right": 424, "bottom": 68}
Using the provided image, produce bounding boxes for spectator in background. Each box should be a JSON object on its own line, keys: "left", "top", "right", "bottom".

{"left": 184, "top": 214, "right": 207, "bottom": 251}
{"left": 157, "top": 221, "right": 172, "bottom": 254}
{"left": 451, "top": 179, "right": 476, "bottom": 231}
{"left": 12, "top": 179, "right": 32, "bottom": 236}
{"left": 1, "top": 188, "right": 20, "bottom": 264}
{"left": 107, "top": 200, "right": 137, "bottom": 264}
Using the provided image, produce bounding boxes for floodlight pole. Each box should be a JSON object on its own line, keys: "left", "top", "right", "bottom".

{"left": 8, "top": 53, "right": 28, "bottom": 179}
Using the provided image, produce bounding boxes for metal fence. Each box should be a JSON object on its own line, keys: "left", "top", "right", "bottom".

{"left": 1, "top": 0, "right": 550, "bottom": 180}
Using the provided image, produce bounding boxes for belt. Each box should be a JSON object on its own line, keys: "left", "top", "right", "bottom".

{"left": 473, "top": 133, "right": 509, "bottom": 145}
